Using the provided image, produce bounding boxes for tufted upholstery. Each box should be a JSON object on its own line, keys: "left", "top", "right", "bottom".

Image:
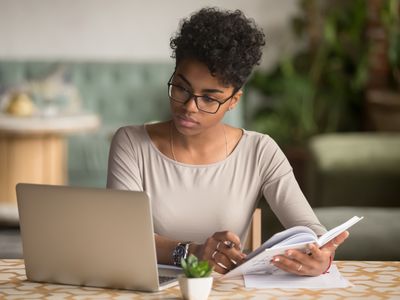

{"left": 0, "top": 61, "right": 175, "bottom": 126}
{"left": 0, "top": 61, "right": 244, "bottom": 188}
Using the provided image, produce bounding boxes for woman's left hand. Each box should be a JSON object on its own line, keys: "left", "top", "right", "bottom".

{"left": 270, "top": 231, "right": 349, "bottom": 276}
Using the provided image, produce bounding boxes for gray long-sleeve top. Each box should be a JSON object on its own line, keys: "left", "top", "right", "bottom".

{"left": 107, "top": 125, "right": 326, "bottom": 244}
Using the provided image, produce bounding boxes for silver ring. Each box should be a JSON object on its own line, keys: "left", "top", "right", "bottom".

{"left": 297, "top": 264, "right": 303, "bottom": 271}
{"left": 216, "top": 241, "right": 221, "bottom": 250}
{"left": 223, "top": 240, "right": 235, "bottom": 248}
{"left": 216, "top": 261, "right": 228, "bottom": 270}
{"left": 230, "top": 258, "right": 238, "bottom": 265}
{"left": 212, "top": 250, "right": 229, "bottom": 270}
{"left": 332, "top": 243, "right": 339, "bottom": 248}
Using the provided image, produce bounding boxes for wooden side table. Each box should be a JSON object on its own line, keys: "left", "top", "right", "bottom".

{"left": 0, "top": 113, "right": 100, "bottom": 204}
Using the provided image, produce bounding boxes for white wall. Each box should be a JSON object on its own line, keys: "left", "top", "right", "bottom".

{"left": 0, "top": 0, "right": 299, "bottom": 69}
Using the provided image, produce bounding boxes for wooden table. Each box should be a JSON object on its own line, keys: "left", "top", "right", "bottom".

{"left": 0, "top": 113, "right": 100, "bottom": 204}
{"left": 0, "top": 260, "right": 399, "bottom": 299}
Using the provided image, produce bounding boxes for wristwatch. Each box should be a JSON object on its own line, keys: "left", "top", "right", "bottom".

{"left": 172, "top": 242, "right": 191, "bottom": 266}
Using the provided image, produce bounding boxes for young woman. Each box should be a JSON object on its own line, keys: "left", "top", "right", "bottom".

{"left": 107, "top": 7, "right": 348, "bottom": 275}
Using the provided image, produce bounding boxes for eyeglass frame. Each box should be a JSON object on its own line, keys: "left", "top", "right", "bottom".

{"left": 167, "top": 73, "right": 240, "bottom": 114}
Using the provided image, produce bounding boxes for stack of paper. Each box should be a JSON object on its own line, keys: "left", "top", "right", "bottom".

{"left": 243, "top": 265, "right": 351, "bottom": 289}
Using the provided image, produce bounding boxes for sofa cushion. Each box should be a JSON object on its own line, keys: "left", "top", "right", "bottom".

{"left": 307, "top": 133, "right": 400, "bottom": 207}
{"left": 314, "top": 206, "right": 400, "bottom": 261}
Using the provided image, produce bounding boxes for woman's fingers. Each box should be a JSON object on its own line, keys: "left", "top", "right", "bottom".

{"left": 286, "top": 248, "right": 315, "bottom": 265}
{"left": 274, "top": 247, "right": 318, "bottom": 273}
{"left": 212, "top": 231, "right": 245, "bottom": 262}
{"left": 205, "top": 231, "right": 246, "bottom": 274}
{"left": 271, "top": 243, "right": 335, "bottom": 276}
{"left": 271, "top": 255, "right": 310, "bottom": 275}
{"left": 269, "top": 231, "right": 351, "bottom": 276}
{"left": 322, "top": 231, "right": 349, "bottom": 253}
{"left": 212, "top": 231, "right": 242, "bottom": 250}
{"left": 211, "top": 251, "right": 236, "bottom": 274}
{"left": 216, "top": 242, "right": 246, "bottom": 264}
{"left": 308, "top": 243, "right": 327, "bottom": 261}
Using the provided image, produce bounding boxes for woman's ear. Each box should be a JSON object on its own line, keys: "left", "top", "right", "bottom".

{"left": 228, "top": 90, "right": 243, "bottom": 111}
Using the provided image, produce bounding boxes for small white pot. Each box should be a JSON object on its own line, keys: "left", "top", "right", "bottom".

{"left": 178, "top": 275, "right": 213, "bottom": 300}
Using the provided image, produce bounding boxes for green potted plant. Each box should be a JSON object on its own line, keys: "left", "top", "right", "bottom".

{"left": 178, "top": 254, "right": 214, "bottom": 300}
{"left": 365, "top": 0, "right": 400, "bottom": 130}
{"left": 246, "top": 0, "right": 370, "bottom": 192}
{"left": 248, "top": 0, "right": 369, "bottom": 147}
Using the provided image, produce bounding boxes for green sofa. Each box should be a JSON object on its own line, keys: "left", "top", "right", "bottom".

{"left": 0, "top": 61, "right": 243, "bottom": 188}
{"left": 307, "top": 133, "right": 400, "bottom": 260}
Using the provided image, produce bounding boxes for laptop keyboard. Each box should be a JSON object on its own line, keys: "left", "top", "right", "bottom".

{"left": 159, "top": 275, "right": 177, "bottom": 285}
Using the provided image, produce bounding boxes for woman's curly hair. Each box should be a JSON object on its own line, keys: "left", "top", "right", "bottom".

{"left": 170, "top": 7, "right": 265, "bottom": 90}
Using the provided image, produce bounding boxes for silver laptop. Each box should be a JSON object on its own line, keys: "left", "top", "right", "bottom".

{"left": 16, "top": 183, "right": 182, "bottom": 292}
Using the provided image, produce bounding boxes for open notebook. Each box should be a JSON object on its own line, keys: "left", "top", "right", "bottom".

{"left": 223, "top": 216, "right": 363, "bottom": 279}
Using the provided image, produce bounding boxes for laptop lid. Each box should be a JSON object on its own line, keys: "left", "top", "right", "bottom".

{"left": 16, "top": 183, "right": 178, "bottom": 292}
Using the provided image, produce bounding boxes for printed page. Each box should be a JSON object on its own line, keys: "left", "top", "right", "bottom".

{"left": 223, "top": 242, "right": 312, "bottom": 279}
{"left": 244, "top": 264, "right": 351, "bottom": 289}
{"left": 317, "top": 216, "right": 364, "bottom": 247}
{"left": 246, "top": 226, "right": 317, "bottom": 260}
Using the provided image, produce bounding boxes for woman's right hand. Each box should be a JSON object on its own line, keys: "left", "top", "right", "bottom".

{"left": 190, "top": 231, "right": 247, "bottom": 274}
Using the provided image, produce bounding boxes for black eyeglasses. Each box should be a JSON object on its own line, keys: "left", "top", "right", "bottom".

{"left": 167, "top": 75, "right": 238, "bottom": 114}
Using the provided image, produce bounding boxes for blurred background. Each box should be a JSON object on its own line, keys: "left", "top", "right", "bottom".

{"left": 0, "top": 0, "right": 399, "bottom": 261}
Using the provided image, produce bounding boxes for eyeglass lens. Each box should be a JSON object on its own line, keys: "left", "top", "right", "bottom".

{"left": 169, "top": 85, "right": 220, "bottom": 113}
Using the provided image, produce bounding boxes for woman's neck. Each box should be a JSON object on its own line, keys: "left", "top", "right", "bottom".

{"left": 170, "top": 121, "right": 228, "bottom": 164}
